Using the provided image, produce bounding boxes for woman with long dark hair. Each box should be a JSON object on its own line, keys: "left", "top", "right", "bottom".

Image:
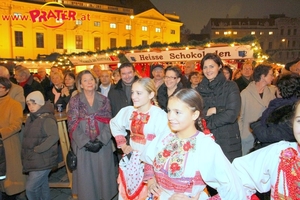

{"left": 196, "top": 53, "right": 242, "bottom": 162}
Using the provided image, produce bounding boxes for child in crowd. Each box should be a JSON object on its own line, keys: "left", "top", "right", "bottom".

{"left": 233, "top": 99, "right": 300, "bottom": 199}
{"left": 110, "top": 78, "right": 170, "bottom": 200}
{"left": 22, "top": 91, "right": 59, "bottom": 200}
{"left": 141, "top": 89, "right": 246, "bottom": 199}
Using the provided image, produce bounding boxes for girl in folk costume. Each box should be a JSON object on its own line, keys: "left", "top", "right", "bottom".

{"left": 232, "top": 100, "right": 300, "bottom": 200}
{"left": 141, "top": 89, "right": 246, "bottom": 200}
{"left": 110, "top": 77, "right": 171, "bottom": 200}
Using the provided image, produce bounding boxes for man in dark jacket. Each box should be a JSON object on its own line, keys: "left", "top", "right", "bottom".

{"left": 37, "top": 67, "right": 51, "bottom": 100}
{"left": 14, "top": 65, "right": 45, "bottom": 113}
{"left": 234, "top": 61, "right": 254, "bottom": 92}
{"left": 108, "top": 63, "right": 139, "bottom": 117}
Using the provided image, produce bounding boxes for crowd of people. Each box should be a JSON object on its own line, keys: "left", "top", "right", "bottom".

{"left": 0, "top": 55, "right": 300, "bottom": 200}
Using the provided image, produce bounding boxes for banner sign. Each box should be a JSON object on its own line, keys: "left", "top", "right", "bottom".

{"left": 125, "top": 45, "right": 253, "bottom": 63}
{"left": 69, "top": 55, "right": 119, "bottom": 65}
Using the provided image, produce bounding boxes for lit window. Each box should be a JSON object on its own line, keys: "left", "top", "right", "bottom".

{"left": 142, "top": 26, "right": 148, "bottom": 31}
{"left": 125, "top": 25, "right": 131, "bottom": 30}
{"left": 110, "top": 23, "right": 117, "bottom": 29}
{"left": 76, "top": 20, "right": 82, "bottom": 25}
{"left": 215, "top": 31, "right": 219, "bottom": 35}
{"left": 155, "top": 28, "right": 161, "bottom": 33}
{"left": 233, "top": 31, "right": 237, "bottom": 35}
{"left": 260, "top": 32, "right": 264, "bottom": 35}
{"left": 94, "top": 21, "right": 100, "bottom": 27}
{"left": 227, "top": 31, "right": 232, "bottom": 35}
{"left": 269, "top": 31, "right": 273, "bottom": 35}
{"left": 251, "top": 31, "right": 255, "bottom": 35}
{"left": 224, "top": 32, "right": 227, "bottom": 35}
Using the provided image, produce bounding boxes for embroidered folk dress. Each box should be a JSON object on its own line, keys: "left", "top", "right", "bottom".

{"left": 232, "top": 141, "right": 300, "bottom": 200}
{"left": 110, "top": 105, "right": 170, "bottom": 200}
{"left": 141, "top": 131, "right": 246, "bottom": 200}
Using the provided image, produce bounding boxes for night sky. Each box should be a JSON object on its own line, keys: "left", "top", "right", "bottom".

{"left": 150, "top": 0, "right": 300, "bottom": 33}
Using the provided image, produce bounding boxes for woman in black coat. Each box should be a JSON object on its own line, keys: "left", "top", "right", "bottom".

{"left": 250, "top": 74, "right": 300, "bottom": 148}
{"left": 196, "top": 53, "right": 242, "bottom": 162}
{"left": 157, "top": 66, "right": 183, "bottom": 112}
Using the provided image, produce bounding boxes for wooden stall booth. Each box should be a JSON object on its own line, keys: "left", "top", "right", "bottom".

{"left": 68, "top": 54, "right": 120, "bottom": 73}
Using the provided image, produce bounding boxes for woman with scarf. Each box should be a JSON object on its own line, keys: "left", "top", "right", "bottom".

{"left": 67, "top": 70, "right": 117, "bottom": 200}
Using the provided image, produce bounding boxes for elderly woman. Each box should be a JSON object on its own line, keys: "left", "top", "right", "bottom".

{"left": 0, "top": 77, "right": 26, "bottom": 199}
{"left": 67, "top": 70, "right": 117, "bottom": 200}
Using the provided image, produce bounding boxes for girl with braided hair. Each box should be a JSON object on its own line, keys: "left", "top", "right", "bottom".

{"left": 110, "top": 77, "right": 170, "bottom": 200}
{"left": 141, "top": 89, "right": 246, "bottom": 200}
{"left": 233, "top": 100, "right": 300, "bottom": 200}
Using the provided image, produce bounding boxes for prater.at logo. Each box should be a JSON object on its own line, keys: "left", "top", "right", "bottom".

{"left": 29, "top": 2, "right": 90, "bottom": 28}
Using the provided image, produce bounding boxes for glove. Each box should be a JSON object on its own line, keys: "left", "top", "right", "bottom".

{"left": 84, "top": 139, "right": 103, "bottom": 153}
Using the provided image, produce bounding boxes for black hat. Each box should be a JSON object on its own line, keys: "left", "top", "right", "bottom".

{"left": 151, "top": 64, "right": 164, "bottom": 71}
{"left": 285, "top": 58, "right": 300, "bottom": 71}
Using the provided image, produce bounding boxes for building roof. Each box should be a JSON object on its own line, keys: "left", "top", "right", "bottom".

{"left": 16, "top": 0, "right": 158, "bottom": 15}
{"left": 79, "top": 0, "right": 158, "bottom": 14}
{"left": 209, "top": 18, "right": 276, "bottom": 26}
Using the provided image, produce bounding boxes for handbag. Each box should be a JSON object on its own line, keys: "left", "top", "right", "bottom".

{"left": 66, "top": 145, "right": 77, "bottom": 172}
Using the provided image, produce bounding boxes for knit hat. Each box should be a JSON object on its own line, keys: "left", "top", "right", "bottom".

{"left": 26, "top": 91, "right": 45, "bottom": 106}
{"left": 285, "top": 58, "right": 300, "bottom": 71}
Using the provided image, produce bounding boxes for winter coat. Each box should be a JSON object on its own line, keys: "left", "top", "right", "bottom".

{"left": 196, "top": 72, "right": 242, "bottom": 162}
{"left": 67, "top": 92, "right": 118, "bottom": 200}
{"left": 0, "top": 95, "right": 26, "bottom": 195}
{"left": 157, "top": 82, "right": 183, "bottom": 113}
{"left": 8, "top": 82, "right": 25, "bottom": 109}
{"left": 108, "top": 76, "right": 139, "bottom": 117}
{"left": 56, "top": 87, "right": 77, "bottom": 110}
{"left": 47, "top": 85, "right": 64, "bottom": 108}
{"left": 239, "top": 81, "right": 276, "bottom": 154}
{"left": 22, "top": 101, "right": 59, "bottom": 172}
{"left": 0, "top": 139, "right": 5, "bottom": 178}
{"left": 234, "top": 76, "right": 252, "bottom": 92}
{"left": 250, "top": 97, "right": 298, "bottom": 149}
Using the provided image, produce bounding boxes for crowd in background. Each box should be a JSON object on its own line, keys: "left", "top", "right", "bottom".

{"left": 0, "top": 55, "right": 300, "bottom": 200}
